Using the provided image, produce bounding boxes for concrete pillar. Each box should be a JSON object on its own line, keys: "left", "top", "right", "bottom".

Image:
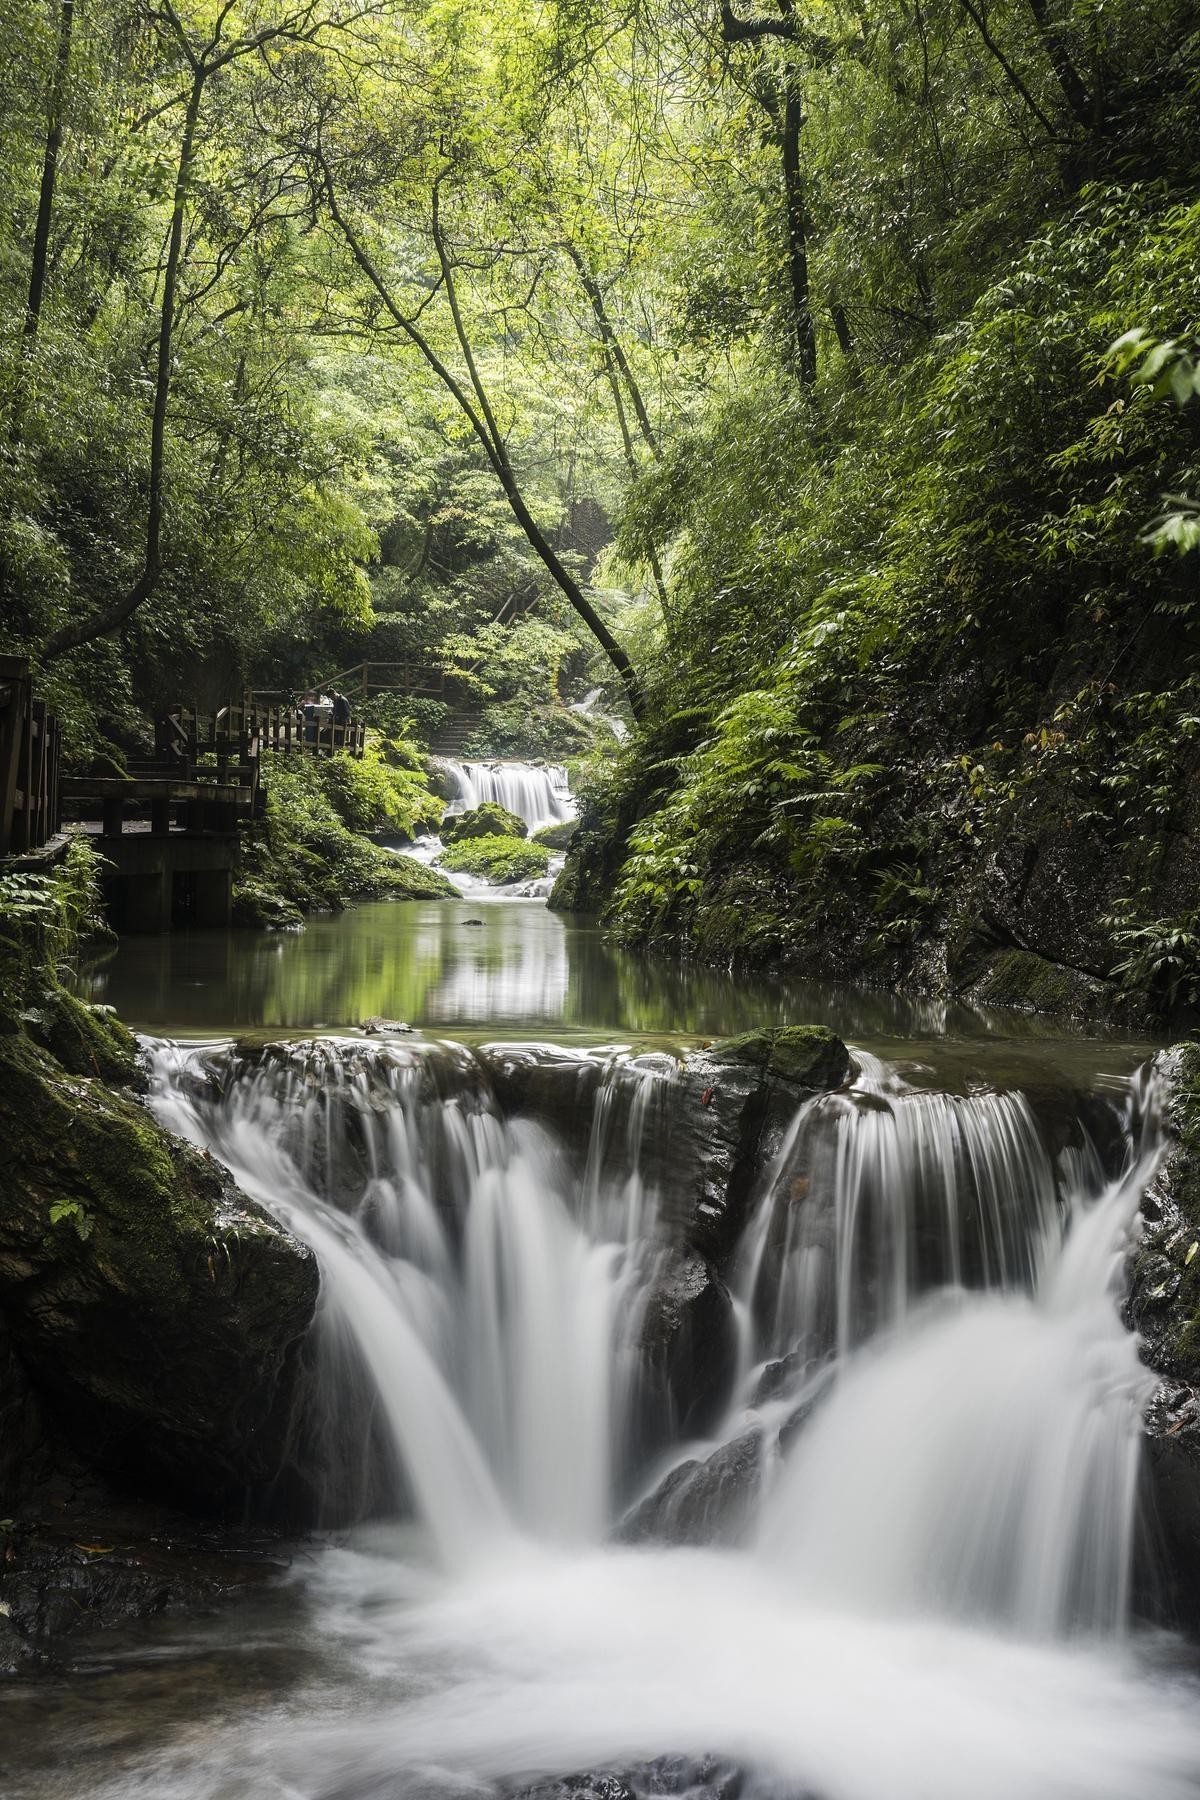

{"left": 122, "top": 869, "right": 172, "bottom": 933}
{"left": 151, "top": 796, "right": 171, "bottom": 836}
{"left": 193, "top": 867, "right": 232, "bottom": 928}
{"left": 102, "top": 797, "right": 124, "bottom": 837}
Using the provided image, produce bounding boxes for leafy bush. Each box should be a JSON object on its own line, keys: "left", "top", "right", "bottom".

{"left": 438, "top": 834, "right": 552, "bottom": 885}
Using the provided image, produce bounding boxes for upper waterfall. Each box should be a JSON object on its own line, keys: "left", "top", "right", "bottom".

{"left": 438, "top": 759, "right": 576, "bottom": 831}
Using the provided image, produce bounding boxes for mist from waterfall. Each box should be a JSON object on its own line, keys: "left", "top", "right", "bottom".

{"left": 123, "top": 1036, "right": 1200, "bottom": 1800}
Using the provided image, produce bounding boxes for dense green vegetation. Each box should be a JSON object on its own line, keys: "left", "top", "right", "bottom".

{"left": 234, "top": 749, "right": 456, "bottom": 926}
{"left": 439, "top": 832, "right": 551, "bottom": 885}
{"left": 3, "top": 0, "right": 1200, "bottom": 1010}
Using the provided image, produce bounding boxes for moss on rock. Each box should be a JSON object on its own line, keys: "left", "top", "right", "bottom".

{"left": 532, "top": 819, "right": 578, "bottom": 851}
{"left": 439, "top": 834, "right": 551, "bottom": 885}
{"left": 0, "top": 1027, "right": 318, "bottom": 1506}
{"left": 708, "top": 1025, "right": 851, "bottom": 1091}
{"left": 442, "top": 802, "right": 527, "bottom": 843}
{"left": 1129, "top": 1043, "right": 1200, "bottom": 1385}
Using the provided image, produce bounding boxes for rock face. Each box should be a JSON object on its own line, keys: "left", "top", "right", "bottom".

{"left": 1127, "top": 1044, "right": 1200, "bottom": 1623}
{"left": 0, "top": 1011, "right": 319, "bottom": 1511}
{"left": 637, "top": 1250, "right": 738, "bottom": 1442}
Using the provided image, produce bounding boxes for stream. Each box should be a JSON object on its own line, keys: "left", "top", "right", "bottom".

{"left": 8, "top": 764, "right": 1200, "bottom": 1798}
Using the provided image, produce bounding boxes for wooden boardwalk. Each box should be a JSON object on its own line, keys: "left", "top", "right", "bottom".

{"left": 3, "top": 677, "right": 371, "bottom": 929}
{"left": 0, "top": 657, "right": 62, "bottom": 858}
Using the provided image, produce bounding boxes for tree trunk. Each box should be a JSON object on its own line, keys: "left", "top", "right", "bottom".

{"left": 1025, "top": 0, "right": 1093, "bottom": 132}
{"left": 25, "top": 0, "right": 76, "bottom": 341}
{"left": 780, "top": 71, "right": 816, "bottom": 385}
{"left": 42, "top": 65, "right": 205, "bottom": 660}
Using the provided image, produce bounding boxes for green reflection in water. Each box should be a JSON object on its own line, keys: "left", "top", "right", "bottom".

{"left": 74, "top": 899, "right": 1164, "bottom": 1071}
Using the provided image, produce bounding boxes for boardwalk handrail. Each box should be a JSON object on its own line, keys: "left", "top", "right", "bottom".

{"left": 160, "top": 696, "right": 365, "bottom": 778}
{"left": 315, "top": 661, "right": 446, "bottom": 701}
{"left": 0, "top": 657, "right": 62, "bottom": 857}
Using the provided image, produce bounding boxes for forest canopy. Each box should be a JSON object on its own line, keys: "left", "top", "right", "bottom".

{"left": 3, "top": 0, "right": 1200, "bottom": 1006}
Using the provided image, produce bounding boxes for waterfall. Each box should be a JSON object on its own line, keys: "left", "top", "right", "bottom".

{"left": 440, "top": 758, "right": 576, "bottom": 831}
{"left": 121, "top": 1036, "right": 1200, "bottom": 1800}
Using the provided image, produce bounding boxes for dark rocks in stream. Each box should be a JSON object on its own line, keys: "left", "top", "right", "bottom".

{"left": 0, "top": 1499, "right": 293, "bottom": 1670}
{"left": 507, "top": 1758, "right": 818, "bottom": 1800}
{"left": 617, "top": 1428, "right": 764, "bottom": 1548}
{"left": 636, "top": 1251, "right": 739, "bottom": 1441}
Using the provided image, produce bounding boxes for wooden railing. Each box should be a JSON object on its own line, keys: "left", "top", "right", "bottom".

{"left": 315, "top": 661, "right": 447, "bottom": 701}
{"left": 0, "top": 656, "right": 61, "bottom": 857}
{"left": 158, "top": 697, "right": 365, "bottom": 791}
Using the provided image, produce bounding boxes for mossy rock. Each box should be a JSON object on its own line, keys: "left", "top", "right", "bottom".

{"left": 0, "top": 1029, "right": 318, "bottom": 1505}
{"left": 232, "top": 882, "right": 305, "bottom": 930}
{"left": 708, "top": 1025, "right": 851, "bottom": 1090}
{"left": 442, "top": 802, "right": 527, "bottom": 844}
{"left": 1129, "top": 1043, "right": 1200, "bottom": 1384}
{"left": 532, "top": 819, "right": 578, "bottom": 851}
{"left": 20, "top": 988, "right": 141, "bottom": 1086}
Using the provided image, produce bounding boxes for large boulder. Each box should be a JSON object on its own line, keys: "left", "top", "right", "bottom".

{"left": 0, "top": 1025, "right": 318, "bottom": 1509}
{"left": 442, "top": 801, "right": 527, "bottom": 843}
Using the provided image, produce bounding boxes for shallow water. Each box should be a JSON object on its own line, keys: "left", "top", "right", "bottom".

{"left": 75, "top": 896, "right": 1163, "bottom": 1063}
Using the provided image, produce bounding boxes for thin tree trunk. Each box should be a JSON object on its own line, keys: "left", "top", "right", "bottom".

{"left": 319, "top": 165, "right": 641, "bottom": 717}
{"left": 25, "top": 0, "right": 76, "bottom": 341}
{"left": 780, "top": 70, "right": 816, "bottom": 384}
{"left": 1025, "top": 0, "right": 1093, "bottom": 131}
{"left": 565, "top": 242, "right": 659, "bottom": 458}
{"left": 43, "top": 66, "right": 204, "bottom": 659}
{"left": 955, "top": 0, "right": 1059, "bottom": 137}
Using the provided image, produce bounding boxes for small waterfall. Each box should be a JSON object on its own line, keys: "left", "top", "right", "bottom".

{"left": 145, "top": 1037, "right": 1161, "bottom": 1629}
{"left": 147, "top": 1039, "right": 673, "bottom": 1551}
{"left": 441, "top": 759, "right": 576, "bottom": 831}
{"left": 86, "top": 1038, "right": 1200, "bottom": 1800}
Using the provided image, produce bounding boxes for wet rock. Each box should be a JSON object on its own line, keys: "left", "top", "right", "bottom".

{"left": 0, "top": 1500, "right": 293, "bottom": 1663}
{"left": 477, "top": 1042, "right": 610, "bottom": 1142}
{"left": 637, "top": 1252, "right": 738, "bottom": 1441}
{"left": 1127, "top": 1047, "right": 1200, "bottom": 1386}
{"left": 509, "top": 1779, "right": 637, "bottom": 1800}
{"left": 706, "top": 1027, "right": 850, "bottom": 1093}
{"left": 0, "top": 1028, "right": 319, "bottom": 1507}
{"left": 652, "top": 1032, "right": 849, "bottom": 1262}
{"left": 362, "top": 1017, "right": 414, "bottom": 1035}
{"left": 1141, "top": 1385, "right": 1200, "bottom": 1627}
{"left": 617, "top": 1430, "right": 763, "bottom": 1547}
{"left": 1128, "top": 1045, "right": 1200, "bottom": 1628}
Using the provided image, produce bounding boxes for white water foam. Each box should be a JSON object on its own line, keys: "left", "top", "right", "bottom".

{"left": 111, "top": 1038, "right": 1200, "bottom": 1800}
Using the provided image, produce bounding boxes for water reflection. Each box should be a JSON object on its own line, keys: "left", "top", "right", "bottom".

{"left": 75, "top": 900, "right": 1162, "bottom": 1056}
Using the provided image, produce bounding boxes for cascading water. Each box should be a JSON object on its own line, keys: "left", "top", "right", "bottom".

{"left": 65, "top": 1037, "right": 1200, "bottom": 1800}
{"left": 440, "top": 759, "right": 576, "bottom": 832}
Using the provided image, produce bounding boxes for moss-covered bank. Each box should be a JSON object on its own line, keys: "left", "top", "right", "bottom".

{"left": 234, "top": 747, "right": 458, "bottom": 927}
